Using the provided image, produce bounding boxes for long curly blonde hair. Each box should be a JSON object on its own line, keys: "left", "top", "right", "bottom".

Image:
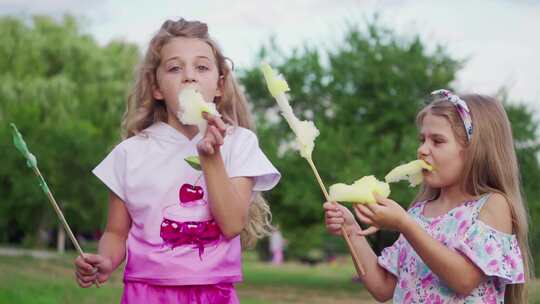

{"left": 122, "top": 18, "right": 273, "bottom": 249}
{"left": 415, "top": 94, "right": 532, "bottom": 304}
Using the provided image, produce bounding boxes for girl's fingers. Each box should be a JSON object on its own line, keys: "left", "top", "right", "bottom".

{"left": 203, "top": 113, "right": 227, "bottom": 135}
{"left": 198, "top": 126, "right": 222, "bottom": 155}
{"left": 76, "top": 276, "right": 93, "bottom": 288}
{"left": 324, "top": 202, "right": 352, "bottom": 236}
{"left": 325, "top": 210, "right": 342, "bottom": 218}
{"left": 357, "top": 226, "right": 380, "bottom": 236}
{"left": 326, "top": 224, "right": 343, "bottom": 234}
{"left": 355, "top": 204, "right": 375, "bottom": 218}
{"left": 354, "top": 207, "right": 374, "bottom": 225}
{"left": 323, "top": 201, "right": 339, "bottom": 211}
{"left": 214, "top": 116, "right": 227, "bottom": 134}
{"left": 75, "top": 261, "right": 92, "bottom": 273}
{"left": 355, "top": 213, "right": 374, "bottom": 225}
{"left": 75, "top": 256, "right": 96, "bottom": 274}
{"left": 75, "top": 271, "right": 96, "bottom": 287}
{"left": 364, "top": 201, "right": 382, "bottom": 214}
{"left": 198, "top": 138, "right": 215, "bottom": 155}
{"left": 326, "top": 216, "right": 344, "bottom": 225}
{"left": 209, "top": 126, "right": 224, "bottom": 146}
{"left": 97, "top": 273, "right": 109, "bottom": 284}
{"left": 75, "top": 269, "right": 96, "bottom": 281}
{"left": 79, "top": 266, "right": 97, "bottom": 276}
{"left": 373, "top": 192, "right": 391, "bottom": 205}
{"left": 205, "top": 141, "right": 214, "bottom": 154}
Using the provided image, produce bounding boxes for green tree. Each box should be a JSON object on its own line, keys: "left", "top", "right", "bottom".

{"left": 241, "top": 21, "right": 461, "bottom": 259}
{"left": 502, "top": 92, "right": 540, "bottom": 274}
{"left": 241, "top": 21, "right": 540, "bottom": 269}
{"left": 0, "top": 15, "right": 139, "bottom": 247}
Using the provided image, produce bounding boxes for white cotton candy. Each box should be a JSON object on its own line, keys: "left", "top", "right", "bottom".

{"left": 329, "top": 175, "right": 390, "bottom": 204}
{"left": 274, "top": 94, "right": 320, "bottom": 159}
{"left": 384, "top": 159, "right": 433, "bottom": 187}
{"left": 177, "top": 86, "right": 220, "bottom": 134}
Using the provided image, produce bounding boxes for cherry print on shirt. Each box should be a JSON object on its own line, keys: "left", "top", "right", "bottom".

{"left": 179, "top": 183, "right": 204, "bottom": 204}
{"left": 160, "top": 157, "right": 222, "bottom": 259}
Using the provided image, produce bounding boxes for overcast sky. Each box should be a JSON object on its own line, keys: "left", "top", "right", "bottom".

{"left": 2, "top": 0, "right": 539, "bottom": 117}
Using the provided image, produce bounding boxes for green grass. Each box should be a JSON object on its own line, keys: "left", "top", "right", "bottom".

{"left": 0, "top": 252, "right": 373, "bottom": 304}
{"left": 1, "top": 252, "right": 539, "bottom": 304}
{"left": 0, "top": 255, "right": 122, "bottom": 304}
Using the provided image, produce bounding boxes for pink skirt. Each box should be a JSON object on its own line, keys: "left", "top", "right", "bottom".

{"left": 120, "top": 282, "right": 239, "bottom": 304}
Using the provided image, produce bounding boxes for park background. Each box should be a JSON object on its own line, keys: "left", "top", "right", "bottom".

{"left": 1, "top": 1, "right": 540, "bottom": 303}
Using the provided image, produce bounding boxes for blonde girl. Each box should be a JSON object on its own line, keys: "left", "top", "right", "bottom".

{"left": 325, "top": 90, "right": 530, "bottom": 303}
{"left": 74, "top": 18, "right": 280, "bottom": 304}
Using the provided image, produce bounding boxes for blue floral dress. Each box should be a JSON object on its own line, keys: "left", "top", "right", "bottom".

{"left": 378, "top": 194, "right": 524, "bottom": 303}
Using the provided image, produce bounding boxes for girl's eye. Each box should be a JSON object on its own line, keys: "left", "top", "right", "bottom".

{"left": 197, "top": 65, "right": 209, "bottom": 72}
{"left": 168, "top": 66, "right": 181, "bottom": 72}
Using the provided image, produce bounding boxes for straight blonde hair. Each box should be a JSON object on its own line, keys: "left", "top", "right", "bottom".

{"left": 415, "top": 94, "right": 532, "bottom": 303}
{"left": 121, "top": 18, "right": 273, "bottom": 249}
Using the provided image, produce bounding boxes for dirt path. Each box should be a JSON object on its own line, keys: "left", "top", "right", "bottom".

{"left": 0, "top": 246, "right": 58, "bottom": 259}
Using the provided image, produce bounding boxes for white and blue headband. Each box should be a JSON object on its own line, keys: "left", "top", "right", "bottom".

{"left": 430, "top": 89, "right": 473, "bottom": 142}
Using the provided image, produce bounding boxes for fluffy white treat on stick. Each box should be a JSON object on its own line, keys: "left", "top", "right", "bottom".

{"left": 177, "top": 85, "right": 220, "bottom": 134}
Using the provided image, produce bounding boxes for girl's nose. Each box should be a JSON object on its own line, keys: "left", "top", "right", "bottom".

{"left": 417, "top": 142, "right": 429, "bottom": 158}
{"left": 182, "top": 67, "right": 197, "bottom": 83}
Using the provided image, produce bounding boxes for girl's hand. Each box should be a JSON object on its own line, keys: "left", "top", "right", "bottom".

{"left": 197, "top": 113, "right": 228, "bottom": 156}
{"left": 74, "top": 253, "right": 113, "bottom": 288}
{"left": 354, "top": 193, "right": 409, "bottom": 236}
{"left": 323, "top": 202, "right": 359, "bottom": 236}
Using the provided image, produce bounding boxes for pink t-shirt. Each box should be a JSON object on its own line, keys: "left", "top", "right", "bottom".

{"left": 93, "top": 122, "right": 280, "bottom": 285}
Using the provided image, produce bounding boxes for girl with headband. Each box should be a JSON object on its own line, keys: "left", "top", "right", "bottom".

{"left": 324, "top": 90, "right": 530, "bottom": 303}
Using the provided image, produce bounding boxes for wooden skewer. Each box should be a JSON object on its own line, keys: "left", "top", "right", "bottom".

{"left": 306, "top": 158, "right": 366, "bottom": 276}
{"left": 32, "top": 167, "right": 101, "bottom": 287}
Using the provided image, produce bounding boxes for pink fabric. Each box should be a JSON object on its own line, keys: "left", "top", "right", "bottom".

{"left": 93, "top": 122, "right": 280, "bottom": 286}
{"left": 121, "top": 282, "right": 239, "bottom": 304}
{"left": 270, "top": 230, "right": 284, "bottom": 265}
{"left": 160, "top": 218, "right": 221, "bottom": 259}
{"left": 272, "top": 250, "right": 283, "bottom": 265}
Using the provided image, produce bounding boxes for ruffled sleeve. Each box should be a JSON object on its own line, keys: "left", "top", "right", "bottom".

{"left": 454, "top": 220, "right": 525, "bottom": 284}
{"left": 378, "top": 235, "right": 405, "bottom": 277}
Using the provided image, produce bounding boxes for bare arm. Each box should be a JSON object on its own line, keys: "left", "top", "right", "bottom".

{"left": 200, "top": 152, "right": 253, "bottom": 239}
{"left": 74, "top": 191, "right": 131, "bottom": 287}
{"left": 349, "top": 225, "right": 397, "bottom": 302}
{"left": 197, "top": 114, "right": 253, "bottom": 239}
{"left": 401, "top": 193, "right": 512, "bottom": 294}
{"left": 362, "top": 193, "right": 512, "bottom": 295}
{"left": 324, "top": 202, "right": 396, "bottom": 302}
{"left": 399, "top": 216, "right": 484, "bottom": 294}
{"left": 98, "top": 191, "right": 132, "bottom": 271}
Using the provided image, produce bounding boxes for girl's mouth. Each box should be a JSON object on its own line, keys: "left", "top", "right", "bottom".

{"left": 421, "top": 160, "right": 434, "bottom": 173}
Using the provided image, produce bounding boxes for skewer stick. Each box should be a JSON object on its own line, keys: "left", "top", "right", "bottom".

{"left": 260, "top": 64, "right": 366, "bottom": 276}
{"left": 306, "top": 158, "right": 366, "bottom": 276}
{"left": 33, "top": 167, "right": 85, "bottom": 256}
{"left": 10, "top": 123, "right": 100, "bottom": 287}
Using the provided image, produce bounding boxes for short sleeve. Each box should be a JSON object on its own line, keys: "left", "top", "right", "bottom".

{"left": 92, "top": 144, "right": 127, "bottom": 201}
{"left": 454, "top": 220, "right": 525, "bottom": 284}
{"left": 226, "top": 128, "right": 280, "bottom": 192}
{"left": 378, "top": 234, "right": 405, "bottom": 278}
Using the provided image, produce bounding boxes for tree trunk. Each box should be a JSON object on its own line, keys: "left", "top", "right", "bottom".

{"left": 57, "top": 223, "right": 65, "bottom": 254}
